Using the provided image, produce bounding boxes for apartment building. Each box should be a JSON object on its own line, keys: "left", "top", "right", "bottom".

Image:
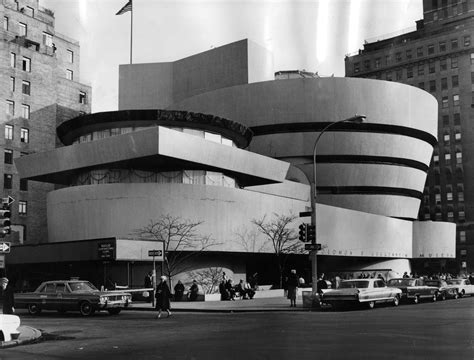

{"left": 345, "top": 0, "right": 474, "bottom": 274}
{"left": 1, "top": 0, "right": 91, "bottom": 244}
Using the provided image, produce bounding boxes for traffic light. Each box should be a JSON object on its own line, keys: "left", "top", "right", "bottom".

{"left": 0, "top": 202, "right": 10, "bottom": 238}
{"left": 307, "top": 225, "right": 316, "bottom": 243}
{"left": 299, "top": 223, "right": 308, "bottom": 242}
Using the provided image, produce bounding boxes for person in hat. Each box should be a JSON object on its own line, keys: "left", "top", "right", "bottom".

{"left": 0, "top": 277, "right": 15, "bottom": 314}
{"left": 155, "top": 275, "right": 171, "bottom": 318}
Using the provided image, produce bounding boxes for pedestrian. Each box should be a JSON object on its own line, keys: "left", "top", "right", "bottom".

{"left": 316, "top": 273, "right": 328, "bottom": 294}
{"left": 144, "top": 271, "right": 153, "bottom": 303}
{"left": 189, "top": 280, "right": 199, "bottom": 301}
{"left": 287, "top": 269, "right": 299, "bottom": 307}
{"left": 155, "top": 275, "right": 171, "bottom": 318}
{"left": 174, "top": 280, "right": 185, "bottom": 301}
{"left": 0, "top": 277, "right": 15, "bottom": 314}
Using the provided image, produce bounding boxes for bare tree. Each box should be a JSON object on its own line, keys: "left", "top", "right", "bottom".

{"left": 134, "top": 214, "right": 219, "bottom": 285}
{"left": 252, "top": 213, "right": 304, "bottom": 288}
{"left": 187, "top": 267, "right": 223, "bottom": 294}
{"left": 233, "top": 225, "right": 268, "bottom": 253}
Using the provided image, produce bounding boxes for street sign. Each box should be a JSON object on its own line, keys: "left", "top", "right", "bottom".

{"left": 0, "top": 242, "right": 11, "bottom": 253}
{"left": 2, "top": 196, "right": 15, "bottom": 206}
{"left": 305, "top": 243, "right": 321, "bottom": 251}
{"left": 148, "top": 250, "right": 162, "bottom": 257}
{"left": 299, "top": 211, "right": 312, "bottom": 217}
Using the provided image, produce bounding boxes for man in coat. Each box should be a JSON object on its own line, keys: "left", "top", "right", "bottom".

{"left": 0, "top": 277, "right": 14, "bottom": 314}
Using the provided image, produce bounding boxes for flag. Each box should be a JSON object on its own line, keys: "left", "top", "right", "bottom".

{"left": 116, "top": 0, "right": 132, "bottom": 15}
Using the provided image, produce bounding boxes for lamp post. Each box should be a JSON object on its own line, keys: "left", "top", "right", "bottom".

{"left": 311, "top": 114, "right": 366, "bottom": 294}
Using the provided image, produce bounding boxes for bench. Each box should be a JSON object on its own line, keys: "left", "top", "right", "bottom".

{"left": 0, "top": 314, "right": 20, "bottom": 342}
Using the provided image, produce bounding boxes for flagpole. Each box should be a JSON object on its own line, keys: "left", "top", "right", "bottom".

{"left": 130, "top": 1, "right": 133, "bottom": 64}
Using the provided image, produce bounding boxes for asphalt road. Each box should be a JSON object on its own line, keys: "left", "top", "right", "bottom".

{"left": 2, "top": 297, "right": 474, "bottom": 360}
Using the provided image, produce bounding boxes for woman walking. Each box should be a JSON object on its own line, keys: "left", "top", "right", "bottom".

{"left": 286, "top": 269, "right": 299, "bottom": 307}
{"left": 155, "top": 275, "right": 172, "bottom": 318}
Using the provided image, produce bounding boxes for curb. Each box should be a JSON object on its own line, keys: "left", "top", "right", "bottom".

{"left": 0, "top": 326, "right": 42, "bottom": 349}
{"left": 126, "top": 306, "right": 313, "bottom": 313}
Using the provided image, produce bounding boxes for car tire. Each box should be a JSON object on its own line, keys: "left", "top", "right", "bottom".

{"left": 440, "top": 292, "right": 446, "bottom": 301}
{"left": 79, "top": 301, "right": 94, "bottom": 316}
{"left": 460, "top": 290, "right": 465, "bottom": 298}
{"left": 108, "top": 308, "right": 122, "bottom": 315}
{"left": 367, "top": 301, "right": 375, "bottom": 309}
{"left": 453, "top": 291, "right": 459, "bottom": 300}
{"left": 393, "top": 295, "right": 400, "bottom": 307}
{"left": 414, "top": 295, "right": 420, "bottom": 304}
{"left": 28, "top": 303, "right": 41, "bottom": 315}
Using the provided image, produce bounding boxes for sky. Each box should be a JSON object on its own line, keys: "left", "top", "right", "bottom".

{"left": 41, "top": 0, "right": 423, "bottom": 113}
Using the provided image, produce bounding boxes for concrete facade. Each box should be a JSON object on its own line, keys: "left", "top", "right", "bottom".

{"left": 344, "top": 0, "right": 474, "bottom": 273}
{"left": 0, "top": 0, "right": 91, "bottom": 244}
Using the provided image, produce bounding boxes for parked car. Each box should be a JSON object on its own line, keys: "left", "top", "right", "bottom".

{"left": 386, "top": 278, "right": 439, "bottom": 303}
{"left": 446, "top": 278, "right": 474, "bottom": 297}
{"left": 321, "top": 278, "right": 402, "bottom": 309}
{"left": 423, "top": 279, "right": 459, "bottom": 300}
{"left": 15, "top": 280, "right": 132, "bottom": 316}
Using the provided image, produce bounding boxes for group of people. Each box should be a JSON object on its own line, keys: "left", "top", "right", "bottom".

{"left": 219, "top": 275, "right": 256, "bottom": 301}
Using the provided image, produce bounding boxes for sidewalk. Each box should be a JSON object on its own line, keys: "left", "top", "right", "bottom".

{"left": 128, "top": 295, "right": 312, "bottom": 313}
{"left": 0, "top": 325, "right": 42, "bottom": 349}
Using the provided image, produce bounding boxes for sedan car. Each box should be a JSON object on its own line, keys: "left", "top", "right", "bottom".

{"left": 423, "top": 279, "right": 459, "bottom": 300}
{"left": 386, "top": 278, "right": 439, "bottom": 303}
{"left": 15, "top": 280, "right": 132, "bottom": 316}
{"left": 322, "top": 279, "right": 402, "bottom": 309}
{"left": 446, "top": 278, "right": 474, "bottom": 297}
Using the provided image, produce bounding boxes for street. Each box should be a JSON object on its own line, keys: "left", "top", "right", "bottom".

{"left": 2, "top": 298, "right": 474, "bottom": 360}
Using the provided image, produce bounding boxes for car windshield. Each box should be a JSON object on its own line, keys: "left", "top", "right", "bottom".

{"left": 68, "top": 281, "right": 97, "bottom": 292}
{"left": 424, "top": 280, "right": 440, "bottom": 287}
{"left": 339, "top": 281, "right": 369, "bottom": 289}
{"left": 388, "top": 279, "right": 415, "bottom": 286}
{"left": 446, "top": 280, "right": 462, "bottom": 285}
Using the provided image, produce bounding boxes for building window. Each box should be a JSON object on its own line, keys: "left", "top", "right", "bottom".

{"left": 406, "top": 49, "right": 412, "bottom": 59}
{"left": 418, "top": 64, "right": 424, "bottom": 76}
{"left": 79, "top": 91, "right": 87, "bottom": 104}
{"left": 407, "top": 67, "right": 413, "bottom": 78}
{"left": 417, "top": 47, "right": 423, "bottom": 57}
{"left": 451, "top": 38, "right": 458, "bottom": 50}
{"left": 42, "top": 32, "right": 53, "bottom": 47}
{"left": 10, "top": 77, "right": 15, "bottom": 92}
{"left": 448, "top": 211, "right": 454, "bottom": 220}
{"left": 440, "top": 58, "right": 447, "bottom": 71}
{"left": 386, "top": 72, "right": 392, "bottom": 81}
{"left": 20, "top": 128, "right": 29, "bottom": 143}
{"left": 19, "top": 178, "right": 28, "bottom": 191}
{"left": 453, "top": 94, "right": 460, "bottom": 106}
{"left": 428, "top": 44, "right": 434, "bottom": 54}
{"left": 456, "top": 151, "right": 462, "bottom": 164}
{"left": 418, "top": 82, "right": 424, "bottom": 89}
{"left": 396, "top": 52, "right": 402, "bottom": 62}
{"left": 4, "top": 149, "right": 13, "bottom": 164}
{"left": 447, "top": 192, "right": 453, "bottom": 201}
{"left": 430, "top": 80, "right": 436, "bottom": 92}
{"left": 460, "top": 249, "right": 467, "bottom": 256}
{"left": 25, "top": 6, "right": 34, "bottom": 17}
{"left": 10, "top": 53, "right": 15, "bottom": 68}
{"left": 442, "top": 96, "right": 448, "bottom": 108}
{"left": 22, "top": 57, "right": 31, "bottom": 72}
{"left": 429, "top": 62, "right": 435, "bottom": 73}
{"left": 452, "top": 75, "right": 459, "bottom": 87}
{"left": 439, "top": 41, "right": 446, "bottom": 52}
{"left": 353, "top": 63, "right": 360, "bottom": 73}
{"left": 364, "top": 60, "right": 370, "bottom": 70}
{"left": 396, "top": 69, "right": 402, "bottom": 80}
{"left": 455, "top": 132, "right": 461, "bottom": 141}
{"left": 374, "top": 58, "right": 380, "bottom": 69}
{"left": 433, "top": 154, "right": 439, "bottom": 165}
{"left": 4, "top": 174, "right": 12, "bottom": 189}
{"left": 443, "top": 133, "right": 450, "bottom": 143}
{"left": 4, "top": 125, "right": 13, "bottom": 140}
{"left": 3, "top": 16, "right": 8, "bottom": 31}
{"left": 66, "top": 69, "right": 73, "bottom": 80}
{"left": 18, "top": 200, "right": 27, "bottom": 215}
{"left": 21, "top": 104, "right": 30, "bottom": 119}
{"left": 460, "top": 231, "right": 466, "bottom": 242}
{"left": 464, "top": 35, "right": 471, "bottom": 47}
{"left": 22, "top": 80, "right": 30, "bottom": 95}
{"left": 459, "top": 191, "right": 464, "bottom": 202}
{"left": 445, "top": 153, "right": 451, "bottom": 163}
{"left": 6, "top": 100, "right": 14, "bottom": 116}
{"left": 18, "top": 22, "right": 26, "bottom": 36}
{"left": 451, "top": 57, "right": 458, "bottom": 69}
{"left": 442, "top": 115, "right": 449, "bottom": 125}
{"left": 67, "top": 49, "right": 74, "bottom": 63}
{"left": 454, "top": 113, "right": 461, "bottom": 125}
{"left": 471, "top": 53, "right": 474, "bottom": 65}
{"left": 385, "top": 55, "right": 391, "bottom": 65}
{"left": 441, "top": 77, "right": 448, "bottom": 90}
{"left": 435, "top": 193, "right": 441, "bottom": 203}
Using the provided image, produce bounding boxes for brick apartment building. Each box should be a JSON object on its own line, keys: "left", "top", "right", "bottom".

{"left": 345, "top": 0, "right": 474, "bottom": 274}
{"left": 1, "top": 0, "right": 91, "bottom": 244}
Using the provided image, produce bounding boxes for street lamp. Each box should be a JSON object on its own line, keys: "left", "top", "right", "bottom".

{"left": 311, "top": 114, "right": 366, "bottom": 294}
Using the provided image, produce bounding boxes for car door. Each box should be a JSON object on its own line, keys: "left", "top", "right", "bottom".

{"left": 39, "top": 283, "right": 56, "bottom": 310}
{"left": 372, "top": 280, "right": 388, "bottom": 300}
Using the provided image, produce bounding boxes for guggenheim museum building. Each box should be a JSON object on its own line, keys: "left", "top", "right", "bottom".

{"left": 12, "top": 39, "right": 455, "bottom": 287}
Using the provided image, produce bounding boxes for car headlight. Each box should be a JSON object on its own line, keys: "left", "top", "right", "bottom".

{"left": 99, "top": 296, "right": 107, "bottom": 304}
